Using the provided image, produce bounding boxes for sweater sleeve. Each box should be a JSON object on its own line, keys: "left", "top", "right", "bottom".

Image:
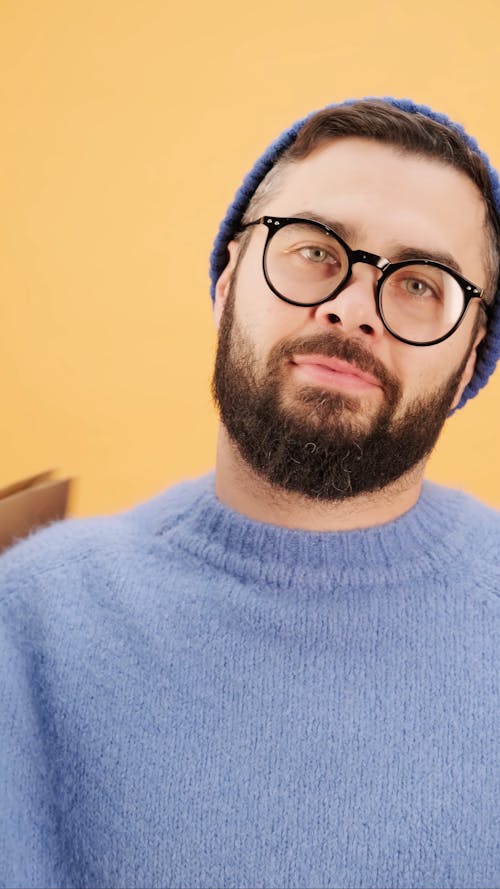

{"left": 0, "top": 558, "right": 75, "bottom": 889}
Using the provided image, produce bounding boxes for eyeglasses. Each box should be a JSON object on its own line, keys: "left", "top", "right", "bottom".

{"left": 241, "top": 215, "right": 490, "bottom": 346}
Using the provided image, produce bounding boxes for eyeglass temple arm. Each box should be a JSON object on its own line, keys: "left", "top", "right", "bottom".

{"left": 239, "top": 219, "right": 264, "bottom": 231}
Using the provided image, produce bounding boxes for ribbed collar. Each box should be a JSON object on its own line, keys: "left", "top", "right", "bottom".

{"left": 145, "top": 473, "right": 477, "bottom": 594}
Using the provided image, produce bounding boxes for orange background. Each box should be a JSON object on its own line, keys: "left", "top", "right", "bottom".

{"left": 1, "top": 0, "right": 499, "bottom": 516}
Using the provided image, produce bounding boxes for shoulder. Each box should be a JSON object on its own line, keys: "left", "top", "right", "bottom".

{"left": 424, "top": 480, "right": 500, "bottom": 535}
{"left": 423, "top": 480, "right": 500, "bottom": 595}
{"left": 0, "top": 472, "right": 215, "bottom": 603}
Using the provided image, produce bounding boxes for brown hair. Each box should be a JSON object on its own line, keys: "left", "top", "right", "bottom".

{"left": 243, "top": 100, "right": 500, "bottom": 301}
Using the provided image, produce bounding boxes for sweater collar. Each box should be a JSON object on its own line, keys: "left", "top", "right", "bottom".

{"left": 149, "top": 473, "right": 475, "bottom": 592}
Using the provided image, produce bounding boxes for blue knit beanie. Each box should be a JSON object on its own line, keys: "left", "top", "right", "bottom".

{"left": 209, "top": 97, "right": 500, "bottom": 411}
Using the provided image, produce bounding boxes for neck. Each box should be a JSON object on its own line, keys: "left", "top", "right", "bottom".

{"left": 215, "top": 426, "right": 425, "bottom": 532}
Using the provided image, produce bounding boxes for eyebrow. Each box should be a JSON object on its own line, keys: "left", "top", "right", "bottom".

{"left": 294, "top": 210, "right": 356, "bottom": 246}
{"left": 294, "top": 209, "right": 464, "bottom": 275}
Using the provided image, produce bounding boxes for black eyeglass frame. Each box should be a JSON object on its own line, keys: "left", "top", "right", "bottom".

{"left": 241, "top": 215, "right": 490, "bottom": 347}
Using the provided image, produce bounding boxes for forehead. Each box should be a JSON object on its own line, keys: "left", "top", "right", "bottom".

{"left": 264, "top": 137, "right": 487, "bottom": 280}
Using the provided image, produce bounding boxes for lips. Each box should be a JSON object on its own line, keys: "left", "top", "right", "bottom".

{"left": 291, "top": 354, "right": 381, "bottom": 388}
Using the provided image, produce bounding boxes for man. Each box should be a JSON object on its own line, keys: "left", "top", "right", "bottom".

{"left": 1, "top": 98, "right": 499, "bottom": 889}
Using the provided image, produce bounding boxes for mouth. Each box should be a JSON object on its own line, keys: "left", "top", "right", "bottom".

{"left": 290, "top": 354, "right": 382, "bottom": 392}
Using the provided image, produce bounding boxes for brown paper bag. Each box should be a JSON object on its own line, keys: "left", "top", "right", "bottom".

{"left": 0, "top": 470, "right": 73, "bottom": 554}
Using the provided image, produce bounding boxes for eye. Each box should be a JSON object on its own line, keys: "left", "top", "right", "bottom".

{"left": 405, "top": 278, "right": 432, "bottom": 297}
{"left": 393, "top": 275, "right": 443, "bottom": 302}
{"left": 299, "top": 245, "right": 336, "bottom": 264}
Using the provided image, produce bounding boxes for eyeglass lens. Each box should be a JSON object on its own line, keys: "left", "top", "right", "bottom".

{"left": 265, "top": 222, "right": 466, "bottom": 344}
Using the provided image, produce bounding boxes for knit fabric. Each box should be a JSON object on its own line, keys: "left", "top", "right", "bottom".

{"left": 208, "top": 97, "right": 500, "bottom": 411}
{"left": 0, "top": 473, "right": 499, "bottom": 888}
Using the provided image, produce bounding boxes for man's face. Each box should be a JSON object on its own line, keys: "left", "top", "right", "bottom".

{"left": 212, "top": 138, "right": 488, "bottom": 500}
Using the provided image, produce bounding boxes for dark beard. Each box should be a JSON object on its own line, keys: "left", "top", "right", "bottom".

{"left": 211, "top": 289, "right": 470, "bottom": 502}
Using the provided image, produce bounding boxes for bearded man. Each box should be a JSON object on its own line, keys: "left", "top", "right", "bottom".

{"left": 1, "top": 98, "right": 499, "bottom": 889}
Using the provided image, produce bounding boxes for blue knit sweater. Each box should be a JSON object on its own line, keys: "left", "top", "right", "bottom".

{"left": 0, "top": 473, "right": 499, "bottom": 889}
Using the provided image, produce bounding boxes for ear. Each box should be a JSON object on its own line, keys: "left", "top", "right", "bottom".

{"left": 449, "top": 316, "right": 487, "bottom": 411}
{"left": 213, "top": 240, "right": 241, "bottom": 330}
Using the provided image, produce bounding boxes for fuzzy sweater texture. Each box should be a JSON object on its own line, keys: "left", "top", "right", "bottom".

{"left": 0, "top": 473, "right": 499, "bottom": 889}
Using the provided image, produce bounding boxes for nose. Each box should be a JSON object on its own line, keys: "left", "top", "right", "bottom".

{"left": 312, "top": 263, "right": 386, "bottom": 340}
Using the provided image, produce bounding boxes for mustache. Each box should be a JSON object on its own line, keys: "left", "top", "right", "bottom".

{"left": 268, "top": 331, "right": 400, "bottom": 395}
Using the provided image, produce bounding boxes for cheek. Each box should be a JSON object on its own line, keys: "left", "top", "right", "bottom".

{"left": 235, "top": 262, "right": 311, "bottom": 357}
{"left": 394, "top": 337, "right": 468, "bottom": 403}
{"left": 234, "top": 301, "right": 292, "bottom": 366}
